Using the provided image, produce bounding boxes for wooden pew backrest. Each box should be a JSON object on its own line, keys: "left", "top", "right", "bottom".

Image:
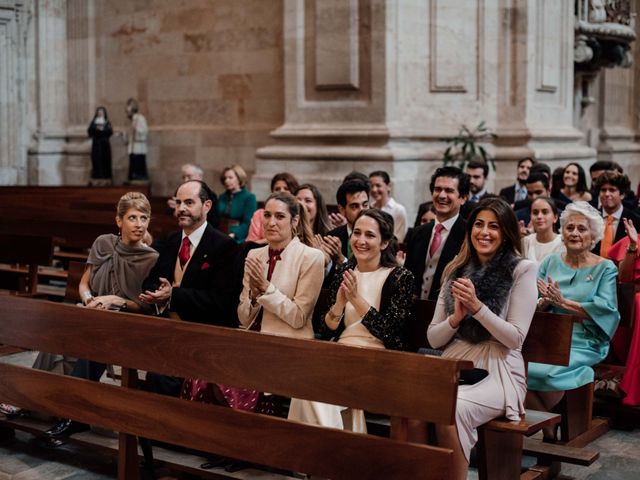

{"left": 0, "top": 295, "right": 474, "bottom": 480}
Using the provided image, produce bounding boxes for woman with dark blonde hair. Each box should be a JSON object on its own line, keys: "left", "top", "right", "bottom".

{"left": 246, "top": 172, "right": 300, "bottom": 242}
{"left": 238, "top": 191, "right": 322, "bottom": 339}
{"left": 217, "top": 164, "right": 257, "bottom": 243}
{"left": 428, "top": 197, "right": 537, "bottom": 480}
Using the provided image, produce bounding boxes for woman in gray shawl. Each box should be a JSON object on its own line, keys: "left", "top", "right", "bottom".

{"left": 1, "top": 193, "right": 159, "bottom": 417}
{"left": 78, "top": 191, "right": 159, "bottom": 311}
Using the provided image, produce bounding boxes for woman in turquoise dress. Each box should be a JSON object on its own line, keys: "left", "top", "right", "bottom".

{"left": 527, "top": 201, "right": 619, "bottom": 430}
{"left": 217, "top": 164, "right": 257, "bottom": 243}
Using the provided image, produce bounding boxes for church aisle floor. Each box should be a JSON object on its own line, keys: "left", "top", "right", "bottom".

{"left": 2, "top": 421, "right": 639, "bottom": 479}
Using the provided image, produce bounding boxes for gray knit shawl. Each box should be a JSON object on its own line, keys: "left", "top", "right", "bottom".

{"left": 88, "top": 234, "right": 159, "bottom": 309}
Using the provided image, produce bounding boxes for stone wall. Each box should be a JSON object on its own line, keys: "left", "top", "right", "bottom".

{"left": 66, "top": 0, "right": 285, "bottom": 195}
{"left": 1, "top": 0, "right": 639, "bottom": 213}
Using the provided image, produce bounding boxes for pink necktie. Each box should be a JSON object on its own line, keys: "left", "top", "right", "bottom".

{"left": 429, "top": 224, "right": 444, "bottom": 257}
{"left": 179, "top": 236, "right": 191, "bottom": 268}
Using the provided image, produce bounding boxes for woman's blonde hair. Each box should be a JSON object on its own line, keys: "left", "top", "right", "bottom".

{"left": 117, "top": 192, "right": 153, "bottom": 244}
{"left": 220, "top": 165, "right": 248, "bottom": 188}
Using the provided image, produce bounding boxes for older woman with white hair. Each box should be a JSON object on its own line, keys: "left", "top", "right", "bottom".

{"left": 526, "top": 201, "right": 619, "bottom": 439}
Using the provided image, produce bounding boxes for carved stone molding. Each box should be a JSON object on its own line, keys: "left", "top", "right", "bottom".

{"left": 575, "top": 0, "right": 636, "bottom": 70}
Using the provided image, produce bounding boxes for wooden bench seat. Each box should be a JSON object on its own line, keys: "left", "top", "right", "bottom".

{"left": 0, "top": 295, "right": 474, "bottom": 479}
{"left": 484, "top": 409, "right": 561, "bottom": 436}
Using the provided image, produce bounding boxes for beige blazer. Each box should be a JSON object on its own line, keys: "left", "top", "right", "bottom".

{"left": 238, "top": 237, "right": 324, "bottom": 340}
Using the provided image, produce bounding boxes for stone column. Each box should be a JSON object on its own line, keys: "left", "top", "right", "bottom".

{"left": 0, "top": 1, "right": 30, "bottom": 185}
{"left": 256, "top": 0, "right": 595, "bottom": 221}
{"left": 64, "top": 0, "right": 95, "bottom": 185}
{"left": 27, "top": 0, "right": 69, "bottom": 185}
{"left": 255, "top": 0, "right": 393, "bottom": 206}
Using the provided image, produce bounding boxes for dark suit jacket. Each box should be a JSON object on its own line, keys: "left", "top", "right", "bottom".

{"left": 143, "top": 223, "right": 239, "bottom": 327}
{"left": 592, "top": 207, "right": 640, "bottom": 254}
{"left": 326, "top": 224, "right": 349, "bottom": 259}
{"left": 404, "top": 215, "right": 466, "bottom": 300}
{"left": 499, "top": 185, "right": 516, "bottom": 204}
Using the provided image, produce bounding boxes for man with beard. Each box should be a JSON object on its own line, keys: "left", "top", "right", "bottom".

{"left": 320, "top": 178, "right": 370, "bottom": 265}
{"left": 139, "top": 180, "right": 239, "bottom": 325}
{"left": 405, "top": 167, "right": 469, "bottom": 301}
{"left": 45, "top": 181, "right": 239, "bottom": 439}
{"left": 499, "top": 157, "right": 535, "bottom": 205}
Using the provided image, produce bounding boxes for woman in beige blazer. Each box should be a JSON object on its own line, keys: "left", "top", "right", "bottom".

{"left": 238, "top": 192, "right": 325, "bottom": 339}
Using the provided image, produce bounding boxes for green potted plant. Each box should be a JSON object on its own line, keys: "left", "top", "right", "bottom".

{"left": 442, "top": 121, "right": 497, "bottom": 171}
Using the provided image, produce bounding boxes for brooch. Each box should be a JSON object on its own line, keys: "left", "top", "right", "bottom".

{"left": 586, "top": 274, "right": 593, "bottom": 282}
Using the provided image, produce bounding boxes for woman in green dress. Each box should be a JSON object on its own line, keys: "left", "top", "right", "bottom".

{"left": 526, "top": 201, "right": 619, "bottom": 433}
{"left": 217, "top": 164, "right": 257, "bottom": 243}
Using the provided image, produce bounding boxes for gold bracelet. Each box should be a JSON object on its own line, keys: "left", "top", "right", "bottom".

{"left": 327, "top": 309, "right": 341, "bottom": 322}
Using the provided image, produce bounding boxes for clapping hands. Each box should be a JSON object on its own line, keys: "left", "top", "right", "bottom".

{"left": 537, "top": 277, "right": 564, "bottom": 307}
{"left": 450, "top": 277, "right": 482, "bottom": 327}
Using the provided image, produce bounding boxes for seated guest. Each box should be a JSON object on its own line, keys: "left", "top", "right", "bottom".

{"left": 413, "top": 201, "right": 436, "bottom": 228}
{"left": 288, "top": 209, "right": 414, "bottom": 431}
{"left": 428, "top": 197, "right": 538, "bottom": 480}
{"left": 238, "top": 192, "right": 324, "bottom": 339}
{"left": 499, "top": 157, "right": 535, "bottom": 204}
{"left": 181, "top": 191, "right": 323, "bottom": 439}
{"left": 369, "top": 170, "right": 408, "bottom": 242}
{"left": 327, "top": 171, "right": 371, "bottom": 228}
{"left": 560, "top": 162, "right": 592, "bottom": 203}
{"left": 522, "top": 197, "right": 565, "bottom": 264}
{"left": 141, "top": 180, "right": 239, "bottom": 326}
{"left": 320, "top": 178, "right": 370, "bottom": 269}
{"left": 295, "top": 183, "right": 332, "bottom": 236}
{"left": 589, "top": 160, "right": 622, "bottom": 199}
{"left": 591, "top": 170, "right": 640, "bottom": 257}
{"left": 167, "top": 163, "right": 219, "bottom": 228}
{"left": 607, "top": 219, "right": 640, "bottom": 405}
{"left": 42, "top": 192, "right": 159, "bottom": 436}
{"left": 217, "top": 164, "right": 257, "bottom": 243}
{"left": 246, "top": 172, "right": 299, "bottom": 243}
{"left": 404, "top": 166, "right": 468, "bottom": 301}
{"left": 527, "top": 202, "right": 619, "bottom": 438}
{"left": 515, "top": 172, "right": 567, "bottom": 231}
{"left": 466, "top": 161, "right": 490, "bottom": 203}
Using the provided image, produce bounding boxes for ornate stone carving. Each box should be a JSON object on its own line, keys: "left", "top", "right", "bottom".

{"left": 575, "top": 0, "right": 635, "bottom": 70}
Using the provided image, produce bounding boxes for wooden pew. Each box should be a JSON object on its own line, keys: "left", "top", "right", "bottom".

{"left": 0, "top": 295, "right": 474, "bottom": 480}
{"left": 0, "top": 186, "right": 177, "bottom": 251}
{"left": 64, "top": 261, "right": 86, "bottom": 304}
{"left": 0, "top": 234, "right": 54, "bottom": 295}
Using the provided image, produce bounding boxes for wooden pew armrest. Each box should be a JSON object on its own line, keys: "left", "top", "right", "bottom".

{"left": 482, "top": 409, "right": 561, "bottom": 436}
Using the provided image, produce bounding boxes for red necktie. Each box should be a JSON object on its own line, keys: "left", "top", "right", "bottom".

{"left": 179, "top": 236, "right": 191, "bottom": 268}
{"left": 429, "top": 224, "right": 444, "bottom": 258}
